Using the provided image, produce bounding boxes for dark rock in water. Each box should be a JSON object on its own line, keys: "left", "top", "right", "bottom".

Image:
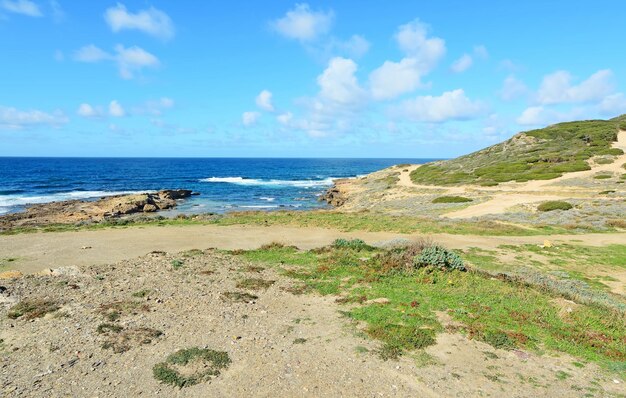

{"left": 158, "top": 189, "right": 194, "bottom": 200}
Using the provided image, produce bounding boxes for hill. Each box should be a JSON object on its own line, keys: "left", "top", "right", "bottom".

{"left": 410, "top": 116, "right": 626, "bottom": 186}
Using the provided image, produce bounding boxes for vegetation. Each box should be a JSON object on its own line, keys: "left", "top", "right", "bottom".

{"left": 1, "top": 210, "right": 610, "bottom": 237}
{"left": 537, "top": 201, "right": 573, "bottom": 212}
{"left": 414, "top": 246, "right": 466, "bottom": 271}
{"left": 432, "top": 196, "right": 473, "bottom": 204}
{"left": 7, "top": 299, "right": 60, "bottom": 320}
{"left": 236, "top": 278, "right": 275, "bottom": 290}
{"left": 410, "top": 118, "right": 624, "bottom": 185}
{"left": 153, "top": 347, "right": 231, "bottom": 388}
{"left": 100, "top": 326, "right": 162, "bottom": 353}
{"left": 221, "top": 291, "right": 258, "bottom": 303}
{"left": 170, "top": 259, "right": 184, "bottom": 269}
{"left": 233, "top": 242, "right": 626, "bottom": 370}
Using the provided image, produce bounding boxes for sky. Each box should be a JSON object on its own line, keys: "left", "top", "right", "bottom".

{"left": 1, "top": 0, "right": 626, "bottom": 158}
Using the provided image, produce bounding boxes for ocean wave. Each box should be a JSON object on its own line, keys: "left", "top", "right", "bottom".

{"left": 239, "top": 205, "right": 280, "bottom": 209}
{"left": 259, "top": 197, "right": 275, "bottom": 202}
{"left": 0, "top": 190, "right": 149, "bottom": 213}
{"left": 199, "top": 176, "right": 336, "bottom": 188}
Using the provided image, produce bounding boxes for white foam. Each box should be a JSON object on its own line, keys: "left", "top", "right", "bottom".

{"left": 239, "top": 205, "right": 280, "bottom": 209}
{"left": 259, "top": 197, "right": 275, "bottom": 202}
{"left": 0, "top": 190, "right": 149, "bottom": 213}
{"left": 199, "top": 176, "right": 336, "bottom": 188}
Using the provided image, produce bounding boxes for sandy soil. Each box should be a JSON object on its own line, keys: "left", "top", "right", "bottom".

{"left": 2, "top": 224, "right": 626, "bottom": 274}
{"left": 1, "top": 250, "right": 622, "bottom": 397}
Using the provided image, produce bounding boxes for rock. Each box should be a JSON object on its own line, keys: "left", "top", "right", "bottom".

{"left": 158, "top": 189, "right": 193, "bottom": 200}
{"left": 143, "top": 204, "right": 158, "bottom": 212}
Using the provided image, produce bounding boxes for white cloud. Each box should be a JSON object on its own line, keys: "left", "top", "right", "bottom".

{"left": 271, "top": 3, "right": 333, "bottom": 42}
{"left": 0, "top": 105, "right": 68, "bottom": 130}
{"left": 242, "top": 111, "right": 260, "bottom": 127}
{"left": 393, "top": 89, "right": 484, "bottom": 123}
{"left": 50, "top": 0, "right": 64, "bottom": 23}
{"left": 369, "top": 20, "right": 445, "bottom": 100}
{"left": 516, "top": 106, "right": 584, "bottom": 126}
{"left": 450, "top": 54, "right": 472, "bottom": 73}
{"left": 277, "top": 112, "right": 293, "bottom": 125}
{"left": 536, "top": 69, "right": 615, "bottom": 105}
{"left": 500, "top": 75, "right": 528, "bottom": 101}
{"left": 104, "top": 3, "right": 174, "bottom": 40}
{"left": 74, "top": 44, "right": 160, "bottom": 79}
{"left": 394, "top": 19, "right": 445, "bottom": 69}
{"left": 255, "top": 90, "right": 274, "bottom": 112}
{"left": 317, "top": 57, "right": 365, "bottom": 105}
{"left": 0, "top": 0, "right": 42, "bottom": 17}
{"left": 108, "top": 100, "right": 125, "bottom": 117}
{"left": 598, "top": 93, "right": 626, "bottom": 116}
{"left": 77, "top": 103, "right": 100, "bottom": 117}
{"left": 74, "top": 44, "right": 111, "bottom": 62}
{"left": 369, "top": 58, "right": 424, "bottom": 100}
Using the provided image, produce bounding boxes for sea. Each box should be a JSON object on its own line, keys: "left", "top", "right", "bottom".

{"left": 0, "top": 158, "right": 435, "bottom": 215}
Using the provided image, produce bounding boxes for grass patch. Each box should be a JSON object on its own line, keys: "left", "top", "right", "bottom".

{"left": 221, "top": 291, "right": 258, "bottom": 303}
{"left": 97, "top": 300, "right": 150, "bottom": 321}
{"left": 236, "top": 243, "right": 626, "bottom": 369}
{"left": 236, "top": 278, "right": 275, "bottom": 290}
{"left": 131, "top": 289, "right": 151, "bottom": 298}
{"left": 410, "top": 118, "right": 623, "bottom": 185}
{"left": 7, "top": 299, "right": 60, "bottom": 320}
{"left": 593, "top": 173, "right": 613, "bottom": 180}
{"left": 171, "top": 259, "right": 184, "bottom": 269}
{"left": 432, "top": 196, "right": 473, "bottom": 204}
{"left": 100, "top": 325, "right": 162, "bottom": 353}
{"left": 537, "top": 201, "right": 573, "bottom": 212}
{"left": 153, "top": 347, "right": 231, "bottom": 388}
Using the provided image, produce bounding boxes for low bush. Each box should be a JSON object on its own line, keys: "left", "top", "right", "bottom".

{"left": 331, "top": 238, "right": 373, "bottom": 251}
{"left": 414, "top": 246, "right": 466, "bottom": 271}
{"left": 537, "top": 201, "right": 573, "bottom": 212}
{"left": 593, "top": 173, "right": 613, "bottom": 179}
{"left": 432, "top": 196, "right": 473, "bottom": 204}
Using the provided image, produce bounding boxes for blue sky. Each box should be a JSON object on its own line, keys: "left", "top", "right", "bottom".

{"left": 1, "top": 1, "right": 625, "bottom": 157}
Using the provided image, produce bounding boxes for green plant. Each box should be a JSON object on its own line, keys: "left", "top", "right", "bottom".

{"left": 132, "top": 289, "right": 151, "bottom": 298}
{"left": 236, "top": 278, "right": 275, "bottom": 290}
{"left": 414, "top": 246, "right": 466, "bottom": 271}
{"left": 432, "top": 196, "right": 473, "bottom": 204}
{"left": 593, "top": 173, "right": 612, "bottom": 179}
{"left": 537, "top": 201, "right": 573, "bottom": 212}
{"left": 96, "top": 323, "right": 123, "bottom": 334}
{"left": 171, "top": 259, "right": 184, "bottom": 269}
{"left": 331, "top": 238, "right": 373, "bottom": 251}
{"left": 7, "top": 299, "right": 60, "bottom": 320}
{"left": 153, "top": 347, "right": 231, "bottom": 388}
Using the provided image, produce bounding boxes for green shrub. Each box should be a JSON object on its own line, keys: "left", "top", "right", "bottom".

{"left": 414, "top": 246, "right": 466, "bottom": 271}
{"left": 594, "top": 174, "right": 612, "bottom": 180}
{"left": 537, "top": 201, "right": 573, "bottom": 212}
{"left": 171, "top": 259, "right": 184, "bottom": 269}
{"left": 7, "top": 299, "right": 60, "bottom": 320}
{"left": 331, "top": 238, "right": 373, "bottom": 251}
{"left": 153, "top": 347, "right": 231, "bottom": 388}
{"left": 432, "top": 196, "right": 473, "bottom": 204}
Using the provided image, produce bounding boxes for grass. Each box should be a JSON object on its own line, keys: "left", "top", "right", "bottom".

{"left": 7, "top": 299, "right": 60, "bottom": 320}
{"left": 432, "top": 196, "right": 473, "bottom": 204}
{"left": 132, "top": 289, "right": 151, "bottom": 298}
{"left": 537, "top": 201, "right": 573, "bottom": 212}
{"left": 221, "top": 291, "right": 258, "bottom": 303}
{"left": 232, "top": 243, "right": 626, "bottom": 371}
{"left": 100, "top": 326, "right": 162, "bottom": 353}
{"left": 410, "top": 118, "right": 624, "bottom": 185}
{"left": 153, "top": 347, "right": 231, "bottom": 388}
{"left": 0, "top": 210, "right": 612, "bottom": 236}
{"left": 236, "top": 278, "right": 275, "bottom": 290}
{"left": 97, "top": 300, "right": 150, "bottom": 322}
{"left": 171, "top": 259, "right": 184, "bottom": 269}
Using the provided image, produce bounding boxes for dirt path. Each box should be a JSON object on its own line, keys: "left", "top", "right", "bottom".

{"left": 2, "top": 224, "right": 625, "bottom": 274}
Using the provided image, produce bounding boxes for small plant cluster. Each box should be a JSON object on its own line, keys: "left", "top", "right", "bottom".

{"left": 7, "top": 299, "right": 60, "bottom": 320}
{"left": 153, "top": 347, "right": 231, "bottom": 388}
{"left": 432, "top": 196, "right": 473, "bottom": 204}
{"left": 537, "top": 201, "right": 573, "bottom": 212}
{"left": 414, "top": 246, "right": 466, "bottom": 271}
{"left": 331, "top": 238, "right": 373, "bottom": 251}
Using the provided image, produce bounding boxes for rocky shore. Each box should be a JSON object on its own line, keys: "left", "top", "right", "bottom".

{"left": 0, "top": 189, "right": 196, "bottom": 231}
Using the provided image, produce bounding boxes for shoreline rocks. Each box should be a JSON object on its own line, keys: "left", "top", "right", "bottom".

{"left": 0, "top": 189, "right": 197, "bottom": 231}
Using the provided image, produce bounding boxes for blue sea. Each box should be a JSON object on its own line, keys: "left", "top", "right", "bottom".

{"left": 0, "top": 158, "right": 434, "bottom": 215}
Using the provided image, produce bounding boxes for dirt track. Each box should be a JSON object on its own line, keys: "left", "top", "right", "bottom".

{"left": 2, "top": 224, "right": 625, "bottom": 274}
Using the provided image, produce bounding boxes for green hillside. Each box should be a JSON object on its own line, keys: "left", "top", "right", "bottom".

{"left": 410, "top": 116, "right": 625, "bottom": 186}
